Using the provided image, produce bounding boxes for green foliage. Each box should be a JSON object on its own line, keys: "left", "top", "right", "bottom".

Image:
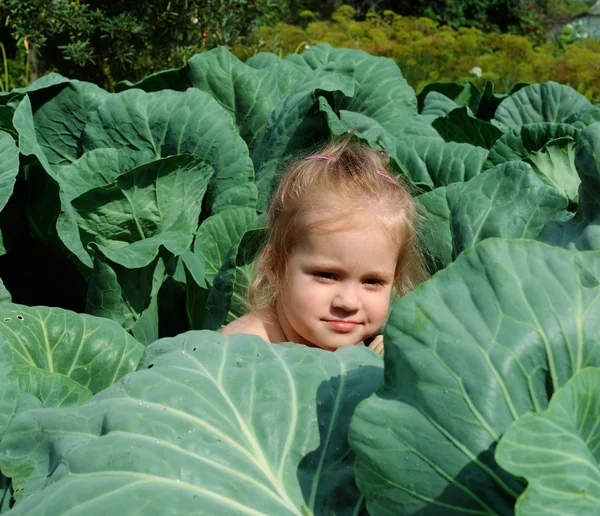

{"left": 351, "top": 239, "right": 600, "bottom": 514}
{"left": 245, "top": 7, "right": 600, "bottom": 103}
{"left": 0, "top": 331, "right": 383, "bottom": 514}
{"left": 2, "top": 0, "right": 286, "bottom": 89}
{"left": 0, "top": 45, "right": 600, "bottom": 514}
{"left": 496, "top": 368, "right": 600, "bottom": 516}
{"left": 537, "top": 0, "right": 592, "bottom": 23}
{"left": 0, "top": 45, "right": 27, "bottom": 92}
{"left": 419, "top": 0, "right": 542, "bottom": 35}
{"left": 282, "top": 0, "right": 542, "bottom": 34}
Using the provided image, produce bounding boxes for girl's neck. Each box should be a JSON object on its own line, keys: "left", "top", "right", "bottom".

{"left": 258, "top": 304, "right": 289, "bottom": 344}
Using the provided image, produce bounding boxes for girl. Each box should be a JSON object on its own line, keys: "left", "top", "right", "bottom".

{"left": 220, "top": 137, "right": 428, "bottom": 354}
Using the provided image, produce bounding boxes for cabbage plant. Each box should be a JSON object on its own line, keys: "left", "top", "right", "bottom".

{"left": 0, "top": 44, "right": 599, "bottom": 514}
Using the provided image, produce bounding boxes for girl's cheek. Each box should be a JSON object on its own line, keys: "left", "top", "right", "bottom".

{"left": 304, "top": 286, "right": 327, "bottom": 303}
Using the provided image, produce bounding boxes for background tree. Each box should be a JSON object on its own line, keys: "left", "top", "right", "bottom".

{"left": 287, "top": 0, "right": 541, "bottom": 34}
{"left": 1, "top": 0, "right": 591, "bottom": 90}
{"left": 1, "top": 0, "right": 286, "bottom": 89}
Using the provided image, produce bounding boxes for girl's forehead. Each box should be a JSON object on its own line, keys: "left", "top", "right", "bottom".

{"left": 288, "top": 203, "right": 404, "bottom": 259}
{"left": 301, "top": 207, "right": 392, "bottom": 236}
{"left": 292, "top": 221, "right": 400, "bottom": 276}
{"left": 298, "top": 218, "right": 397, "bottom": 252}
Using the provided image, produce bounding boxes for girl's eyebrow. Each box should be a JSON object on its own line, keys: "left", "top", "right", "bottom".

{"left": 305, "top": 261, "right": 342, "bottom": 271}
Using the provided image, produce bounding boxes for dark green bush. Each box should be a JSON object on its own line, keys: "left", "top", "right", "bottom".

{"left": 1, "top": 0, "right": 286, "bottom": 89}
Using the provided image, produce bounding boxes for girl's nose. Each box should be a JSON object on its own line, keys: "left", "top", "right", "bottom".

{"left": 331, "top": 284, "right": 361, "bottom": 311}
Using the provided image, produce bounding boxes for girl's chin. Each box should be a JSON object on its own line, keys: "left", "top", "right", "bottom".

{"left": 292, "top": 325, "right": 366, "bottom": 351}
{"left": 307, "top": 336, "right": 363, "bottom": 351}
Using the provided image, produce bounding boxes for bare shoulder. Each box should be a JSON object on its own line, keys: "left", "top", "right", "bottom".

{"left": 219, "top": 312, "right": 271, "bottom": 342}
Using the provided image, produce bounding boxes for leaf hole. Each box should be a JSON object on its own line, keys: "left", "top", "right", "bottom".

{"left": 3, "top": 317, "right": 10, "bottom": 322}
{"left": 148, "top": 364, "right": 154, "bottom": 369}
{"left": 17, "top": 315, "right": 24, "bottom": 320}
{"left": 192, "top": 347, "right": 197, "bottom": 352}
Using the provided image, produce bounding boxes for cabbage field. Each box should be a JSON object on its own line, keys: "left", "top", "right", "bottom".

{"left": 0, "top": 44, "right": 599, "bottom": 515}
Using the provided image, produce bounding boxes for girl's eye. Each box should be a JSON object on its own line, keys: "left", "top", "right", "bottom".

{"left": 314, "top": 271, "right": 336, "bottom": 280}
{"left": 364, "top": 278, "right": 385, "bottom": 288}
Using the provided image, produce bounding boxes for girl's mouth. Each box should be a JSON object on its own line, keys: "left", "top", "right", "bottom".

{"left": 326, "top": 320, "right": 358, "bottom": 332}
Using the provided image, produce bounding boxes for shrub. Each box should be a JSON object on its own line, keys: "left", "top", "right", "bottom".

{"left": 239, "top": 6, "right": 600, "bottom": 102}
{"left": 1, "top": 0, "right": 287, "bottom": 89}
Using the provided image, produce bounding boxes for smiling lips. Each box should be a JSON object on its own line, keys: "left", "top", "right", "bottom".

{"left": 326, "top": 320, "right": 359, "bottom": 332}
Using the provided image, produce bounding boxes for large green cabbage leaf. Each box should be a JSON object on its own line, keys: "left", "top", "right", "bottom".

{"left": 450, "top": 161, "right": 568, "bottom": 255}
{"left": 85, "top": 253, "right": 167, "bottom": 344}
{"left": 0, "top": 332, "right": 382, "bottom": 515}
{"left": 71, "top": 155, "right": 213, "bottom": 269}
{"left": 540, "top": 122, "right": 600, "bottom": 250}
{"left": 12, "top": 79, "right": 109, "bottom": 169}
{"left": 320, "top": 102, "right": 488, "bottom": 190}
{"left": 487, "top": 122, "right": 579, "bottom": 169}
{"left": 486, "top": 123, "right": 581, "bottom": 204}
{"left": 416, "top": 160, "right": 569, "bottom": 272}
{"left": 253, "top": 44, "right": 419, "bottom": 208}
{"left": 415, "top": 184, "right": 464, "bottom": 272}
{"left": 118, "top": 47, "right": 306, "bottom": 152}
{"left": 184, "top": 208, "right": 261, "bottom": 329}
{"left": 202, "top": 227, "right": 265, "bottom": 330}
{"left": 496, "top": 367, "right": 600, "bottom": 515}
{"left": 349, "top": 238, "right": 600, "bottom": 515}
{"left": 0, "top": 304, "right": 144, "bottom": 506}
{"left": 0, "top": 304, "right": 144, "bottom": 397}
{"left": 417, "top": 81, "right": 483, "bottom": 116}
{"left": 525, "top": 138, "right": 580, "bottom": 203}
{"left": 0, "top": 130, "right": 18, "bottom": 258}
{"left": 66, "top": 154, "right": 216, "bottom": 342}
{"left": 252, "top": 69, "right": 355, "bottom": 209}
{"left": 432, "top": 107, "right": 503, "bottom": 149}
{"left": 0, "top": 132, "right": 19, "bottom": 217}
{"left": 81, "top": 88, "right": 256, "bottom": 214}
{"left": 420, "top": 91, "right": 468, "bottom": 121}
{"left": 286, "top": 44, "right": 417, "bottom": 138}
{"left": 0, "top": 280, "right": 9, "bottom": 304}
{"left": 492, "top": 82, "right": 591, "bottom": 131}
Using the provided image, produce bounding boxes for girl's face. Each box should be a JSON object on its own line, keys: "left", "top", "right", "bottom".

{"left": 275, "top": 219, "right": 398, "bottom": 351}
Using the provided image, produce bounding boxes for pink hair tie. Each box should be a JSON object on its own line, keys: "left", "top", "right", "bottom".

{"left": 377, "top": 170, "right": 397, "bottom": 184}
{"left": 305, "top": 155, "right": 335, "bottom": 161}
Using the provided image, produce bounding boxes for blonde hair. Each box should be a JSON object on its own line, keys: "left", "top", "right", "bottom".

{"left": 247, "top": 136, "right": 428, "bottom": 311}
